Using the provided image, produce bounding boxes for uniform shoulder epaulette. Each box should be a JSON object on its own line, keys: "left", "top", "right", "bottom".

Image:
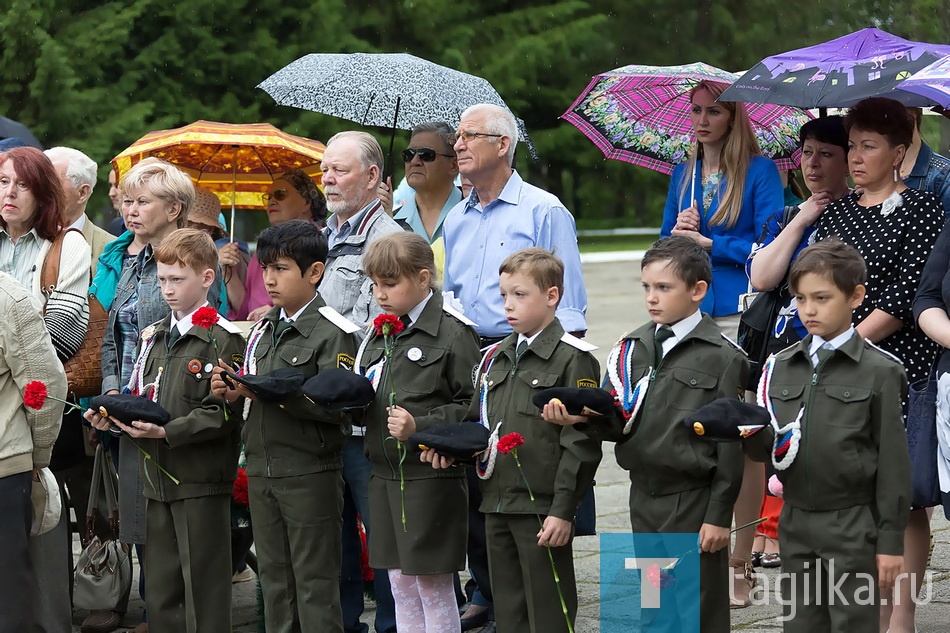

{"left": 214, "top": 316, "right": 244, "bottom": 335}
{"left": 720, "top": 333, "right": 748, "bottom": 356}
{"left": 560, "top": 332, "right": 598, "bottom": 352}
{"left": 318, "top": 306, "right": 361, "bottom": 334}
{"left": 774, "top": 340, "right": 800, "bottom": 359}
{"left": 864, "top": 338, "right": 902, "bottom": 365}
{"left": 442, "top": 302, "right": 477, "bottom": 327}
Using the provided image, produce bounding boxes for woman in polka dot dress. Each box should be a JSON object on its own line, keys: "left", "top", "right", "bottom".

{"left": 815, "top": 97, "right": 946, "bottom": 633}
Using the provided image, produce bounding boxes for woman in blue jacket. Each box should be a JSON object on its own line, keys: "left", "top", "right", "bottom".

{"left": 661, "top": 80, "right": 784, "bottom": 329}
{"left": 660, "top": 79, "right": 783, "bottom": 610}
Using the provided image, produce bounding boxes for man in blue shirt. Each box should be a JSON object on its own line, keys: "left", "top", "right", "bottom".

{"left": 442, "top": 104, "right": 588, "bottom": 344}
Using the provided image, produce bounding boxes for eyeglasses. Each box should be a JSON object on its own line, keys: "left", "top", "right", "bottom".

{"left": 454, "top": 130, "right": 503, "bottom": 143}
{"left": 402, "top": 147, "right": 455, "bottom": 163}
{"left": 262, "top": 188, "right": 289, "bottom": 202}
{"left": 0, "top": 176, "right": 29, "bottom": 192}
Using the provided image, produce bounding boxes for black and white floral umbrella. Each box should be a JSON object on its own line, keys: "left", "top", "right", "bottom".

{"left": 257, "top": 52, "right": 536, "bottom": 164}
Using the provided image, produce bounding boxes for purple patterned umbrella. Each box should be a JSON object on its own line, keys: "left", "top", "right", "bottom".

{"left": 720, "top": 28, "right": 950, "bottom": 108}
{"left": 561, "top": 62, "right": 812, "bottom": 175}
{"left": 900, "top": 55, "right": 950, "bottom": 109}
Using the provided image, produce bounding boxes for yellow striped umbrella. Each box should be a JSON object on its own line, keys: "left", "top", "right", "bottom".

{"left": 112, "top": 120, "right": 326, "bottom": 222}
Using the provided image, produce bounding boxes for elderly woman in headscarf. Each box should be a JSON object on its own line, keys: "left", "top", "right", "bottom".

{"left": 219, "top": 168, "right": 326, "bottom": 321}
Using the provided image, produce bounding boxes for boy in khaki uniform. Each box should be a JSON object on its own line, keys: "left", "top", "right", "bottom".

{"left": 424, "top": 248, "right": 602, "bottom": 633}
{"left": 544, "top": 236, "right": 747, "bottom": 632}
{"left": 212, "top": 220, "right": 360, "bottom": 633}
{"left": 742, "top": 240, "right": 910, "bottom": 631}
{"left": 86, "top": 229, "right": 246, "bottom": 633}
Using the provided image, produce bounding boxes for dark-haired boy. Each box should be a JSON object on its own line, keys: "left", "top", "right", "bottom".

{"left": 543, "top": 235, "right": 747, "bottom": 632}
{"left": 85, "top": 228, "right": 246, "bottom": 633}
{"left": 211, "top": 219, "right": 361, "bottom": 633}
{"left": 744, "top": 239, "right": 910, "bottom": 631}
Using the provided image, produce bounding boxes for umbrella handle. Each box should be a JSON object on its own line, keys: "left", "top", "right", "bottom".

{"left": 230, "top": 145, "right": 238, "bottom": 243}
{"left": 385, "top": 96, "right": 401, "bottom": 181}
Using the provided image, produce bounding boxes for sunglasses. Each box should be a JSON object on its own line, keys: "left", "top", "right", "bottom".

{"left": 262, "top": 188, "right": 289, "bottom": 202}
{"left": 402, "top": 147, "right": 455, "bottom": 163}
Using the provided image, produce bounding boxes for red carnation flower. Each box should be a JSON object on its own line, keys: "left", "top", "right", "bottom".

{"left": 373, "top": 313, "right": 404, "bottom": 337}
{"left": 24, "top": 381, "right": 48, "bottom": 409}
{"left": 646, "top": 563, "right": 676, "bottom": 590}
{"left": 193, "top": 306, "right": 220, "bottom": 329}
{"left": 232, "top": 467, "right": 249, "bottom": 507}
{"left": 497, "top": 432, "right": 525, "bottom": 455}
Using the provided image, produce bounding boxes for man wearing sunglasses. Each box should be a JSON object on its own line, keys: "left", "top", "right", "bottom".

{"left": 392, "top": 122, "right": 461, "bottom": 275}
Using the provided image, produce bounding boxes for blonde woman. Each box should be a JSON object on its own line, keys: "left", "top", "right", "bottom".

{"left": 660, "top": 80, "right": 784, "bottom": 608}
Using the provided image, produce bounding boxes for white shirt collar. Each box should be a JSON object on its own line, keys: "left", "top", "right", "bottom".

{"left": 404, "top": 290, "right": 433, "bottom": 326}
{"left": 66, "top": 214, "right": 88, "bottom": 232}
{"left": 809, "top": 327, "right": 855, "bottom": 357}
{"left": 517, "top": 330, "right": 543, "bottom": 349}
{"left": 170, "top": 302, "right": 210, "bottom": 336}
{"left": 654, "top": 308, "right": 703, "bottom": 356}
{"left": 279, "top": 293, "right": 319, "bottom": 323}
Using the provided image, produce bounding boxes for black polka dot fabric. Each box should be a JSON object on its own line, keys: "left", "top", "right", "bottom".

{"left": 817, "top": 189, "right": 946, "bottom": 383}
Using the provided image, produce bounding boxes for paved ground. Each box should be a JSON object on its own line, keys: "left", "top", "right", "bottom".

{"left": 70, "top": 258, "right": 950, "bottom": 631}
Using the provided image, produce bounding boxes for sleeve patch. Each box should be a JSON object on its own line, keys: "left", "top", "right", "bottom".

{"left": 230, "top": 354, "right": 245, "bottom": 370}
{"left": 338, "top": 353, "right": 355, "bottom": 371}
{"left": 577, "top": 378, "right": 597, "bottom": 388}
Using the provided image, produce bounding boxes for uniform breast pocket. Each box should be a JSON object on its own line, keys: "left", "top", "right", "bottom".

{"left": 823, "top": 385, "right": 872, "bottom": 428}
{"left": 670, "top": 367, "right": 719, "bottom": 411}
{"left": 278, "top": 346, "right": 316, "bottom": 378}
{"left": 400, "top": 347, "right": 446, "bottom": 396}
{"left": 516, "top": 370, "right": 560, "bottom": 416}
{"left": 767, "top": 383, "right": 805, "bottom": 422}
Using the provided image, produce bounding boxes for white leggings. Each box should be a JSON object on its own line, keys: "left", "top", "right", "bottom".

{"left": 387, "top": 569, "right": 461, "bottom": 633}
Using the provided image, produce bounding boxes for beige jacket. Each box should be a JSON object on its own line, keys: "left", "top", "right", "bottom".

{"left": 0, "top": 271, "right": 66, "bottom": 476}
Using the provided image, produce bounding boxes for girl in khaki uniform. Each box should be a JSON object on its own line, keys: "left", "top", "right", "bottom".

{"left": 359, "top": 232, "right": 481, "bottom": 633}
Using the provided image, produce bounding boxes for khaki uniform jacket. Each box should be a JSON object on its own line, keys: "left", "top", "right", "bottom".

{"left": 473, "top": 319, "right": 602, "bottom": 521}
{"left": 0, "top": 271, "right": 66, "bottom": 476}
{"left": 359, "top": 294, "right": 481, "bottom": 481}
{"left": 135, "top": 315, "right": 246, "bottom": 502}
{"left": 745, "top": 332, "right": 911, "bottom": 555}
{"left": 581, "top": 315, "right": 748, "bottom": 528}
{"left": 242, "top": 295, "right": 360, "bottom": 478}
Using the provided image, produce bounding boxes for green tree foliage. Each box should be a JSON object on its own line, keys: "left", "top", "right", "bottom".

{"left": 1, "top": 0, "right": 947, "bottom": 227}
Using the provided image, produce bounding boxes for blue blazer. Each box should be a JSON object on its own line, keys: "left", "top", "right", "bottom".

{"left": 662, "top": 155, "right": 783, "bottom": 316}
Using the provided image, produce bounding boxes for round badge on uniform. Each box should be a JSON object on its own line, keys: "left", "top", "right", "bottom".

{"left": 407, "top": 347, "right": 424, "bottom": 362}
{"left": 188, "top": 359, "right": 202, "bottom": 374}
{"left": 204, "top": 363, "right": 214, "bottom": 373}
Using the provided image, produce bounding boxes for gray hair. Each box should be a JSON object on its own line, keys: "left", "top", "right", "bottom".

{"left": 121, "top": 157, "right": 195, "bottom": 228}
{"left": 326, "top": 131, "right": 384, "bottom": 182}
{"left": 44, "top": 146, "right": 98, "bottom": 191}
{"left": 460, "top": 104, "right": 518, "bottom": 166}
{"left": 410, "top": 122, "right": 456, "bottom": 154}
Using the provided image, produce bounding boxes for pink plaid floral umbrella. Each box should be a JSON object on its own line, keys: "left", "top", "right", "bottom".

{"left": 561, "top": 62, "right": 812, "bottom": 175}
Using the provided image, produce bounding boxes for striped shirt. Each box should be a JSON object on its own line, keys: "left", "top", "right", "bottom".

{"left": 0, "top": 228, "right": 43, "bottom": 290}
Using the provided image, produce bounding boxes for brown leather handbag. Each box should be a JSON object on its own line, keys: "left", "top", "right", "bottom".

{"left": 41, "top": 228, "right": 108, "bottom": 398}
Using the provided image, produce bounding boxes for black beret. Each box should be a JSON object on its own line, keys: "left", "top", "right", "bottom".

{"left": 301, "top": 369, "right": 376, "bottom": 411}
{"left": 223, "top": 367, "right": 305, "bottom": 402}
{"left": 90, "top": 394, "right": 171, "bottom": 427}
{"left": 530, "top": 387, "right": 617, "bottom": 417}
{"left": 683, "top": 398, "right": 770, "bottom": 441}
{"left": 408, "top": 422, "right": 490, "bottom": 463}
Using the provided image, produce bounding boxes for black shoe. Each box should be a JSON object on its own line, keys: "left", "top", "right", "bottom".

{"left": 460, "top": 606, "right": 490, "bottom": 631}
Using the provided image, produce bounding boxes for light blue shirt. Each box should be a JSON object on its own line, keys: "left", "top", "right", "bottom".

{"left": 442, "top": 170, "right": 588, "bottom": 338}
{"left": 394, "top": 187, "right": 462, "bottom": 243}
